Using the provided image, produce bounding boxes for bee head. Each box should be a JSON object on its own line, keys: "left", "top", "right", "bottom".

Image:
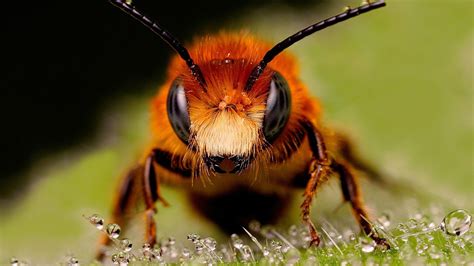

{"left": 165, "top": 35, "right": 293, "bottom": 174}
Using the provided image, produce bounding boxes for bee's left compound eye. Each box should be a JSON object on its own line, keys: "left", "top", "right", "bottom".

{"left": 167, "top": 79, "right": 191, "bottom": 144}
{"left": 263, "top": 72, "right": 292, "bottom": 143}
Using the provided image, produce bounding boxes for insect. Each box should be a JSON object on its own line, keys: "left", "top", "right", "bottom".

{"left": 99, "top": 0, "right": 388, "bottom": 258}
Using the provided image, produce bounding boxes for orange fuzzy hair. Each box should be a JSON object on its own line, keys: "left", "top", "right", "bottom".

{"left": 150, "top": 32, "right": 321, "bottom": 170}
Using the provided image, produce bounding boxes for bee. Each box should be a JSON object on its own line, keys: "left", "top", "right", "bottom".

{"left": 99, "top": 0, "right": 389, "bottom": 258}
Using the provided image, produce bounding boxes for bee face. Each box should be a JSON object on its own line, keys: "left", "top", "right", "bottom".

{"left": 166, "top": 56, "right": 292, "bottom": 174}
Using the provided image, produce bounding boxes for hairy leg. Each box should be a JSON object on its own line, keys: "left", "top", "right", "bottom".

{"left": 300, "top": 120, "right": 332, "bottom": 246}
{"left": 96, "top": 150, "right": 168, "bottom": 260}
{"left": 96, "top": 165, "right": 142, "bottom": 260}
{"left": 331, "top": 159, "right": 389, "bottom": 247}
{"left": 300, "top": 120, "right": 389, "bottom": 248}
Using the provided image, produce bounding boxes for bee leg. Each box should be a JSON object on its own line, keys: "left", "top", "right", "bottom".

{"left": 301, "top": 160, "right": 330, "bottom": 246}
{"left": 96, "top": 165, "right": 141, "bottom": 261}
{"left": 96, "top": 151, "right": 168, "bottom": 261}
{"left": 142, "top": 150, "right": 169, "bottom": 246}
{"left": 331, "top": 160, "right": 390, "bottom": 249}
{"left": 300, "top": 121, "right": 331, "bottom": 247}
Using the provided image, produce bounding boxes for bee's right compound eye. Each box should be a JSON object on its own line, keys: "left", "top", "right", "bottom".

{"left": 167, "top": 79, "right": 191, "bottom": 144}
{"left": 263, "top": 72, "right": 292, "bottom": 143}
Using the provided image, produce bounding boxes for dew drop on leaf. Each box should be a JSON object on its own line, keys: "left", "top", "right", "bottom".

{"left": 377, "top": 213, "right": 391, "bottom": 229}
{"left": 119, "top": 238, "right": 133, "bottom": 252}
{"left": 360, "top": 238, "right": 376, "bottom": 253}
{"left": 181, "top": 248, "right": 191, "bottom": 259}
{"left": 187, "top": 233, "right": 200, "bottom": 243}
{"left": 231, "top": 234, "right": 243, "bottom": 249}
{"left": 241, "top": 245, "right": 254, "bottom": 261}
{"left": 142, "top": 243, "right": 151, "bottom": 251}
{"left": 88, "top": 214, "right": 104, "bottom": 230}
{"left": 440, "top": 209, "right": 472, "bottom": 236}
{"left": 203, "top": 237, "right": 217, "bottom": 251}
{"left": 167, "top": 237, "right": 176, "bottom": 246}
{"left": 105, "top": 223, "right": 121, "bottom": 239}
{"left": 67, "top": 256, "right": 79, "bottom": 266}
{"left": 10, "top": 257, "right": 18, "bottom": 266}
{"left": 111, "top": 253, "right": 119, "bottom": 264}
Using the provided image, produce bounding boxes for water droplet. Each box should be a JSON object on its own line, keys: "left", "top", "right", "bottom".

{"left": 111, "top": 254, "right": 119, "bottom": 264}
{"left": 281, "top": 245, "right": 291, "bottom": 253}
{"left": 453, "top": 238, "right": 466, "bottom": 248}
{"left": 413, "top": 212, "right": 423, "bottom": 220}
{"left": 195, "top": 241, "right": 204, "bottom": 253}
{"left": 204, "top": 237, "right": 217, "bottom": 251}
{"left": 360, "top": 238, "right": 376, "bottom": 253}
{"left": 10, "top": 257, "right": 19, "bottom": 266}
{"left": 112, "top": 252, "right": 129, "bottom": 265}
{"left": 270, "top": 240, "right": 282, "bottom": 251}
{"left": 231, "top": 234, "right": 243, "bottom": 249}
{"left": 241, "top": 245, "right": 254, "bottom": 261}
{"left": 153, "top": 248, "right": 163, "bottom": 261}
{"left": 142, "top": 243, "right": 151, "bottom": 251}
{"left": 187, "top": 233, "right": 200, "bottom": 243}
{"left": 105, "top": 223, "right": 121, "bottom": 239}
{"left": 141, "top": 244, "right": 154, "bottom": 261}
{"left": 440, "top": 209, "right": 472, "bottom": 236}
{"left": 288, "top": 225, "right": 298, "bottom": 236}
{"left": 167, "top": 237, "right": 176, "bottom": 246}
{"left": 233, "top": 239, "right": 244, "bottom": 250}
{"left": 119, "top": 238, "right": 133, "bottom": 252}
{"left": 262, "top": 247, "right": 270, "bottom": 257}
{"left": 361, "top": 244, "right": 375, "bottom": 253}
{"left": 427, "top": 222, "right": 436, "bottom": 229}
{"left": 396, "top": 223, "right": 410, "bottom": 234}
{"left": 377, "top": 213, "right": 391, "bottom": 229}
{"left": 299, "top": 229, "right": 312, "bottom": 245}
{"left": 88, "top": 214, "right": 104, "bottom": 230}
{"left": 67, "top": 256, "right": 79, "bottom": 266}
{"left": 426, "top": 234, "right": 434, "bottom": 241}
{"left": 407, "top": 219, "right": 418, "bottom": 229}
{"left": 181, "top": 248, "right": 191, "bottom": 259}
{"left": 416, "top": 243, "right": 428, "bottom": 255}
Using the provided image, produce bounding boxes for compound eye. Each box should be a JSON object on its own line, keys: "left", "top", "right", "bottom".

{"left": 167, "top": 79, "right": 191, "bottom": 144}
{"left": 263, "top": 72, "right": 292, "bottom": 143}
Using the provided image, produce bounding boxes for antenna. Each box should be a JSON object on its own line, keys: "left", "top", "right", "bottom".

{"left": 244, "top": 0, "right": 386, "bottom": 92}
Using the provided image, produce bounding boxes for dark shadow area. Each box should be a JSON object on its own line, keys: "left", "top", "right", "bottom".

{"left": 0, "top": 0, "right": 329, "bottom": 203}
{"left": 189, "top": 188, "right": 292, "bottom": 233}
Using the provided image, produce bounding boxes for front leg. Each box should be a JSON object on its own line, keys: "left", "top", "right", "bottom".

{"left": 300, "top": 120, "right": 332, "bottom": 246}
{"left": 96, "top": 149, "right": 172, "bottom": 260}
{"left": 300, "top": 119, "right": 389, "bottom": 248}
{"left": 142, "top": 150, "right": 165, "bottom": 247}
{"left": 331, "top": 160, "right": 390, "bottom": 248}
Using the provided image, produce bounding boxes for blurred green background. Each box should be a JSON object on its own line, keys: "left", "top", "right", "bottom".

{"left": 0, "top": 0, "right": 472, "bottom": 263}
